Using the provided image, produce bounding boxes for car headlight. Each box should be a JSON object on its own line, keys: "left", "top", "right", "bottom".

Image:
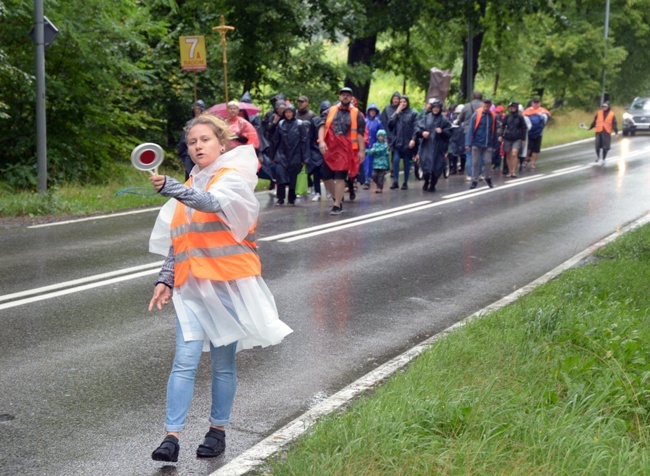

{"left": 623, "top": 112, "right": 633, "bottom": 121}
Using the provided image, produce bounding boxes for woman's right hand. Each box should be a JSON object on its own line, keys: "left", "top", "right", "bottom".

{"left": 149, "top": 174, "right": 166, "bottom": 192}
{"left": 149, "top": 283, "right": 172, "bottom": 312}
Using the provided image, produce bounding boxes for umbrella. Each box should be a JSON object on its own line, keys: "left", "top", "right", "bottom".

{"left": 208, "top": 102, "right": 261, "bottom": 118}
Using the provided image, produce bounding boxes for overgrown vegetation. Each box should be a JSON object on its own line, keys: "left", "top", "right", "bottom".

{"left": 1, "top": 0, "right": 649, "bottom": 191}
{"left": 264, "top": 223, "right": 650, "bottom": 475}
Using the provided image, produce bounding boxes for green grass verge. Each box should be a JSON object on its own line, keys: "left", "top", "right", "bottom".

{"left": 263, "top": 224, "right": 650, "bottom": 475}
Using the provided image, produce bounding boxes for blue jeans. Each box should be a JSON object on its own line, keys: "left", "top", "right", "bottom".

{"left": 392, "top": 148, "right": 412, "bottom": 184}
{"left": 165, "top": 320, "right": 237, "bottom": 432}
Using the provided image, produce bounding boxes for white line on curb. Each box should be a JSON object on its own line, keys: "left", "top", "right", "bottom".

{"left": 211, "top": 211, "right": 650, "bottom": 476}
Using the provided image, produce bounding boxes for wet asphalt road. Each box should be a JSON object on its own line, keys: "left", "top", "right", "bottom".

{"left": 1, "top": 135, "right": 650, "bottom": 475}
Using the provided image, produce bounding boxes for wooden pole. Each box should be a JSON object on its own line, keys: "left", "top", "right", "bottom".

{"left": 212, "top": 15, "right": 235, "bottom": 103}
{"left": 193, "top": 71, "right": 197, "bottom": 103}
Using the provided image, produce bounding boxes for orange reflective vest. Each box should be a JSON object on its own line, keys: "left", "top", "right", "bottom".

{"left": 472, "top": 108, "right": 496, "bottom": 138}
{"left": 170, "top": 168, "right": 260, "bottom": 286}
{"left": 595, "top": 110, "right": 615, "bottom": 134}
{"left": 323, "top": 105, "right": 359, "bottom": 150}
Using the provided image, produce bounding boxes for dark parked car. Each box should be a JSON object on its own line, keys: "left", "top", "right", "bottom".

{"left": 622, "top": 97, "right": 650, "bottom": 136}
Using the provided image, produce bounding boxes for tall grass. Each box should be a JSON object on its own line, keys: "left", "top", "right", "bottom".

{"left": 265, "top": 224, "right": 650, "bottom": 475}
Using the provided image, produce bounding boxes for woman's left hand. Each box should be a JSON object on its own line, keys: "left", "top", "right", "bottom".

{"left": 149, "top": 283, "right": 172, "bottom": 312}
{"left": 149, "top": 174, "right": 166, "bottom": 192}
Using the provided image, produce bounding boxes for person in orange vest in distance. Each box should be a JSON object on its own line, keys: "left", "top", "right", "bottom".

{"left": 318, "top": 87, "right": 366, "bottom": 215}
{"left": 147, "top": 113, "right": 292, "bottom": 463}
{"left": 588, "top": 102, "right": 618, "bottom": 163}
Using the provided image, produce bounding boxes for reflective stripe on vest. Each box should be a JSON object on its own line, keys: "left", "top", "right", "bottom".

{"left": 596, "top": 110, "right": 615, "bottom": 134}
{"left": 170, "top": 168, "right": 260, "bottom": 286}
{"left": 324, "top": 105, "right": 359, "bottom": 150}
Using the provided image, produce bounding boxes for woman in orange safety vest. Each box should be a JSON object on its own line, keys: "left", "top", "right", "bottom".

{"left": 147, "top": 113, "right": 292, "bottom": 463}
{"left": 589, "top": 102, "right": 618, "bottom": 163}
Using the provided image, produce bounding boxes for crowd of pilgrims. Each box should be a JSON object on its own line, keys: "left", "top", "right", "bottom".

{"left": 178, "top": 90, "right": 551, "bottom": 207}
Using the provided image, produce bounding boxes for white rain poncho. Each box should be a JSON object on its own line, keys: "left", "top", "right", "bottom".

{"left": 149, "top": 145, "right": 292, "bottom": 351}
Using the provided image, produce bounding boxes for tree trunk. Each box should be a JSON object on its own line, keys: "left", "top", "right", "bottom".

{"left": 460, "top": 31, "right": 484, "bottom": 102}
{"left": 345, "top": 35, "right": 377, "bottom": 111}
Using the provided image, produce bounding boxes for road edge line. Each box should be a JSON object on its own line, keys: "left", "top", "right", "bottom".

{"left": 211, "top": 210, "right": 650, "bottom": 476}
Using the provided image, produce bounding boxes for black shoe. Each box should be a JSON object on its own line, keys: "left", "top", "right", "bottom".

{"left": 401, "top": 182, "right": 408, "bottom": 190}
{"left": 349, "top": 190, "right": 356, "bottom": 201}
{"left": 152, "top": 435, "right": 179, "bottom": 462}
{"left": 422, "top": 181, "right": 429, "bottom": 191}
{"left": 486, "top": 178, "right": 493, "bottom": 188}
{"left": 470, "top": 181, "right": 478, "bottom": 189}
{"left": 196, "top": 428, "right": 226, "bottom": 458}
{"left": 427, "top": 185, "right": 436, "bottom": 192}
{"left": 390, "top": 181, "right": 399, "bottom": 190}
{"left": 330, "top": 205, "right": 342, "bottom": 215}
{"left": 275, "top": 199, "right": 284, "bottom": 206}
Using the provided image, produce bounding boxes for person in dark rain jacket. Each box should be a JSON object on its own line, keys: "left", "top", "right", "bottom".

{"left": 465, "top": 98, "right": 498, "bottom": 189}
{"left": 410, "top": 98, "right": 452, "bottom": 192}
{"left": 306, "top": 101, "right": 331, "bottom": 202}
{"left": 388, "top": 95, "right": 418, "bottom": 190}
{"left": 379, "top": 92, "right": 401, "bottom": 147}
{"left": 269, "top": 104, "right": 307, "bottom": 205}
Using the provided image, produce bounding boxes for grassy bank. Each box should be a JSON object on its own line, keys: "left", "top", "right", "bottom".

{"left": 264, "top": 223, "right": 650, "bottom": 475}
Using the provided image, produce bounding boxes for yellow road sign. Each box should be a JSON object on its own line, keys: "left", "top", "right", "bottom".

{"left": 179, "top": 36, "right": 207, "bottom": 71}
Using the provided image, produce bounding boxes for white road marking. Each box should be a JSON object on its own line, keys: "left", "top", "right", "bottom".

{"left": 0, "top": 269, "right": 161, "bottom": 311}
{"left": 0, "top": 262, "right": 164, "bottom": 303}
{"left": 27, "top": 207, "right": 162, "bottom": 228}
{"left": 210, "top": 211, "right": 650, "bottom": 476}
{"left": 258, "top": 201, "right": 431, "bottom": 241}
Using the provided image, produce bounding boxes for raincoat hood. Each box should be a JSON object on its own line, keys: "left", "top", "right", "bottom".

{"left": 319, "top": 101, "right": 331, "bottom": 115}
{"left": 283, "top": 104, "right": 297, "bottom": 119}
{"left": 240, "top": 91, "right": 253, "bottom": 104}
{"left": 376, "top": 129, "right": 387, "bottom": 139}
{"left": 367, "top": 103, "right": 380, "bottom": 115}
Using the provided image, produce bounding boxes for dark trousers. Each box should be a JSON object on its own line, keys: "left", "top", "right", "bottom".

{"left": 372, "top": 169, "right": 388, "bottom": 189}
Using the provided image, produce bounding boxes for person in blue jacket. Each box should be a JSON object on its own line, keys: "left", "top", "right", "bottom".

{"left": 363, "top": 103, "right": 383, "bottom": 189}
{"left": 465, "top": 98, "right": 498, "bottom": 189}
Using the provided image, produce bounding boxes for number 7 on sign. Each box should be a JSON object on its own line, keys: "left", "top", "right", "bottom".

{"left": 179, "top": 36, "right": 207, "bottom": 71}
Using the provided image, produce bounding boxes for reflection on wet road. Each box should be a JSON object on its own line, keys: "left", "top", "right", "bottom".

{"left": 1, "top": 136, "right": 650, "bottom": 475}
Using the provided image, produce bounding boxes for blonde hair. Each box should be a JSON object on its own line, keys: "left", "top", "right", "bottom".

{"left": 227, "top": 100, "right": 240, "bottom": 109}
{"left": 185, "top": 113, "right": 236, "bottom": 146}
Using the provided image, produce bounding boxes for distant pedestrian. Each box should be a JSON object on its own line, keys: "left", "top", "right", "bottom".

{"left": 306, "top": 101, "right": 331, "bottom": 202}
{"left": 269, "top": 105, "right": 307, "bottom": 205}
{"left": 368, "top": 129, "right": 390, "bottom": 192}
{"left": 388, "top": 95, "right": 418, "bottom": 190}
{"left": 457, "top": 91, "right": 484, "bottom": 182}
{"left": 523, "top": 98, "right": 551, "bottom": 169}
{"left": 500, "top": 101, "right": 528, "bottom": 177}
{"left": 225, "top": 101, "right": 260, "bottom": 150}
{"left": 588, "top": 102, "right": 618, "bottom": 163}
{"left": 465, "top": 98, "right": 498, "bottom": 189}
{"left": 318, "top": 87, "right": 366, "bottom": 215}
{"left": 177, "top": 100, "right": 206, "bottom": 180}
{"left": 410, "top": 98, "right": 452, "bottom": 192}
{"left": 296, "top": 95, "right": 315, "bottom": 124}
{"left": 379, "top": 92, "right": 401, "bottom": 147}
{"left": 148, "top": 114, "right": 291, "bottom": 464}
{"left": 363, "top": 103, "right": 383, "bottom": 189}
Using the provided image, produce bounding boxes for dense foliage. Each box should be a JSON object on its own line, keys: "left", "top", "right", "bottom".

{"left": 1, "top": 0, "right": 649, "bottom": 189}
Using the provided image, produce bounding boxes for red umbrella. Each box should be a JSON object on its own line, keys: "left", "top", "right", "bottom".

{"left": 207, "top": 102, "right": 261, "bottom": 118}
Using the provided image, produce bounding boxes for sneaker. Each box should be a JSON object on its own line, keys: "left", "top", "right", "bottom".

{"left": 326, "top": 191, "right": 332, "bottom": 199}
{"left": 465, "top": 176, "right": 472, "bottom": 182}
{"left": 485, "top": 178, "right": 493, "bottom": 188}
{"left": 196, "top": 428, "right": 226, "bottom": 458}
{"left": 390, "top": 181, "right": 399, "bottom": 190}
{"left": 311, "top": 193, "right": 321, "bottom": 202}
{"left": 330, "top": 205, "right": 342, "bottom": 215}
{"left": 401, "top": 182, "right": 408, "bottom": 190}
{"left": 469, "top": 181, "right": 478, "bottom": 189}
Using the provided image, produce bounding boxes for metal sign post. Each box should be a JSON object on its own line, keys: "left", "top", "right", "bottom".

{"left": 212, "top": 16, "right": 235, "bottom": 103}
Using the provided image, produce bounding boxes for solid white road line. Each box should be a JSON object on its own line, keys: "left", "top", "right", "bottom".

{"left": 27, "top": 207, "right": 162, "bottom": 229}
{"left": 0, "top": 267, "right": 161, "bottom": 311}
{"left": 259, "top": 201, "right": 431, "bottom": 241}
{"left": 211, "top": 211, "right": 650, "bottom": 476}
{"left": 0, "top": 261, "right": 164, "bottom": 303}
